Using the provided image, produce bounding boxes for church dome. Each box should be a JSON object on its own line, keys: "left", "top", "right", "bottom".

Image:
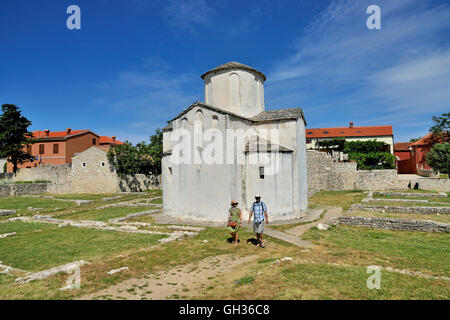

{"left": 202, "top": 62, "right": 266, "bottom": 118}
{"left": 201, "top": 62, "right": 266, "bottom": 82}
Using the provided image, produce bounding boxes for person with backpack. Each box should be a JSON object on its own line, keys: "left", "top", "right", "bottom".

{"left": 227, "top": 200, "right": 242, "bottom": 246}
{"left": 248, "top": 194, "right": 269, "bottom": 248}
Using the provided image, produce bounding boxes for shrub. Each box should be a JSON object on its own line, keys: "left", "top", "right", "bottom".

{"left": 426, "top": 143, "right": 450, "bottom": 174}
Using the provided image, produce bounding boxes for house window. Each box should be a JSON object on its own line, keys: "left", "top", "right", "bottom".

{"left": 259, "top": 167, "right": 265, "bottom": 179}
{"left": 306, "top": 139, "right": 312, "bottom": 144}
{"left": 26, "top": 145, "right": 32, "bottom": 154}
{"left": 82, "top": 163, "right": 86, "bottom": 167}
{"left": 53, "top": 144, "right": 59, "bottom": 154}
{"left": 323, "top": 131, "right": 329, "bottom": 134}
{"left": 39, "top": 144, "right": 45, "bottom": 154}
{"left": 168, "top": 167, "right": 172, "bottom": 175}
{"left": 92, "top": 138, "right": 97, "bottom": 145}
{"left": 307, "top": 132, "right": 313, "bottom": 135}
{"left": 101, "top": 162, "right": 105, "bottom": 167}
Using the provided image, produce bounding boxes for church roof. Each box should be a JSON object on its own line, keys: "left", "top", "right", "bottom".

{"left": 201, "top": 62, "right": 267, "bottom": 82}
{"left": 166, "top": 102, "right": 306, "bottom": 128}
{"left": 250, "top": 108, "right": 306, "bottom": 124}
{"left": 245, "top": 137, "right": 293, "bottom": 153}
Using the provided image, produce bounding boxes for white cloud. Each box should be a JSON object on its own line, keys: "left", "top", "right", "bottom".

{"left": 161, "top": 0, "right": 215, "bottom": 33}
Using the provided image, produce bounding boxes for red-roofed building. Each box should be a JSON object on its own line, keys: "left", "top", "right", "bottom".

{"left": 6, "top": 128, "right": 121, "bottom": 172}
{"left": 305, "top": 122, "right": 394, "bottom": 153}
{"left": 395, "top": 133, "right": 447, "bottom": 174}
{"left": 99, "top": 136, "right": 124, "bottom": 146}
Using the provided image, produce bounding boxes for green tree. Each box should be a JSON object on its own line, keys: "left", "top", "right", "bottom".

{"left": 343, "top": 140, "right": 395, "bottom": 170}
{"left": 316, "top": 138, "right": 345, "bottom": 151}
{"left": 107, "top": 141, "right": 153, "bottom": 178}
{"left": 148, "top": 128, "right": 163, "bottom": 174}
{"left": 0, "top": 104, "right": 35, "bottom": 173}
{"left": 426, "top": 143, "right": 450, "bottom": 174}
{"left": 430, "top": 113, "right": 449, "bottom": 135}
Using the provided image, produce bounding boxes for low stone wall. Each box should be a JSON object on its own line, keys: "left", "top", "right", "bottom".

{"left": 339, "top": 216, "right": 449, "bottom": 233}
{"left": 351, "top": 203, "right": 450, "bottom": 215}
{"left": 374, "top": 191, "right": 447, "bottom": 198}
{"left": 307, "top": 151, "right": 400, "bottom": 195}
{"left": 409, "top": 178, "right": 450, "bottom": 192}
{"left": 118, "top": 174, "right": 160, "bottom": 192}
{"left": 354, "top": 169, "right": 399, "bottom": 190}
{"left": 0, "top": 183, "right": 49, "bottom": 197}
{"left": 12, "top": 164, "right": 71, "bottom": 184}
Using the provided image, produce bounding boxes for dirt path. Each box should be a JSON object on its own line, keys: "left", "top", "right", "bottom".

{"left": 78, "top": 254, "right": 257, "bottom": 300}
{"left": 284, "top": 207, "right": 342, "bottom": 237}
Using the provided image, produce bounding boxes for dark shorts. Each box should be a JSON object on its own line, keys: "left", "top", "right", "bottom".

{"left": 253, "top": 221, "right": 264, "bottom": 234}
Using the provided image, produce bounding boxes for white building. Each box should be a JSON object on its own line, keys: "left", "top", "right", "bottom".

{"left": 162, "top": 62, "right": 308, "bottom": 222}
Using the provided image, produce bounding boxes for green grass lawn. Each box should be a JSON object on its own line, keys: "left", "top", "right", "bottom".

{"left": 0, "top": 221, "right": 53, "bottom": 234}
{"left": 0, "top": 222, "right": 166, "bottom": 271}
{"left": 148, "top": 197, "right": 162, "bottom": 204}
{"left": 309, "top": 190, "right": 366, "bottom": 211}
{"left": 303, "top": 225, "right": 450, "bottom": 277}
{"left": 201, "top": 260, "right": 449, "bottom": 300}
{"left": 57, "top": 206, "right": 154, "bottom": 222}
{"left": 0, "top": 197, "right": 75, "bottom": 212}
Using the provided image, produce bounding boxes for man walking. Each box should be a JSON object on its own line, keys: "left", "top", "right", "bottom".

{"left": 248, "top": 194, "right": 269, "bottom": 248}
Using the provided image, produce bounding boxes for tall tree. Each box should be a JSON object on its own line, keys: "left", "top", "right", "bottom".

{"left": 428, "top": 113, "right": 450, "bottom": 144}
{"left": 0, "top": 104, "right": 35, "bottom": 173}
{"left": 148, "top": 128, "right": 163, "bottom": 174}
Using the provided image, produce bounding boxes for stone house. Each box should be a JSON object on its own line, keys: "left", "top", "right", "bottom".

{"left": 162, "top": 62, "right": 308, "bottom": 222}
{"left": 7, "top": 128, "right": 122, "bottom": 172}
{"left": 71, "top": 146, "right": 158, "bottom": 193}
{"left": 306, "top": 122, "right": 394, "bottom": 154}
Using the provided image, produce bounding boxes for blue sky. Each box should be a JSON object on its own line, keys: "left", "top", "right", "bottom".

{"left": 1, "top": 0, "right": 449, "bottom": 144}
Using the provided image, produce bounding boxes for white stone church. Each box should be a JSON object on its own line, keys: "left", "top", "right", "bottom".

{"left": 162, "top": 62, "right": 308, "bottom": 222}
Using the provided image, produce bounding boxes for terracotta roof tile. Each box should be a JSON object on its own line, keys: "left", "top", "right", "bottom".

{"left": 394, "top": 142, "right": 413, "bottom": 151}
{"left": 32, "top": 130, "right": 93, "bottom": 139}
{"left": 305, "top": 125, "right": 393, "bottom": 138}
{"left": 99, "top": 136, "right": 124, "bottom": 145}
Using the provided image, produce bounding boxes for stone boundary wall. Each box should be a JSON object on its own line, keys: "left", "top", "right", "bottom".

{"left": 11, "top": 164, "right": 71, "bottom": 184}
{"left": 408, "top": 178, "right": 450, "bottom": 192}
{"left": 351, "top": 203, "right": 450, "bottom": 215}
{"left": 0, "top": 183, "right": 49, "bottom": 197}
{"left": 307, "top": 150, "right": 450, "bottom": 195}
{"left": 307, "top": 150, "right": 400, "bottom": 196}
{"left": 339, "top": 216, "right": 450, "bottom": 233}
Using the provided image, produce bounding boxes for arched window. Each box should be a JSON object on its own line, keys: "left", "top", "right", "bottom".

{"left": 229, "top": 73, "right": 240, "bottom": 109}
{"left": 212, "top": 115, "right": 219, "bottom": 128}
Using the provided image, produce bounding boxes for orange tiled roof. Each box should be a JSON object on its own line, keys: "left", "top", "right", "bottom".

{"left": 394, "top": 142, "right": 413, "bottom": 151}
{"left": 305, "top": 125, "right": 393, "bottom": 138}
{"left": 99, "top": 136, "right": 124, "bottom": 145}
{"left": 32, "top": 130, "right": 93, "bottom": 139}
{"left": 94, "top": 145, "right": 111, "bottom": 152}
{"left": 411, "top": 133, "right": 434, "bottom": 146}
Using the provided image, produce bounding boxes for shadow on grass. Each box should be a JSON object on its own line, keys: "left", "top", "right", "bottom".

{"left": 246, "top": 238, "right": 259, "bottom": 246}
